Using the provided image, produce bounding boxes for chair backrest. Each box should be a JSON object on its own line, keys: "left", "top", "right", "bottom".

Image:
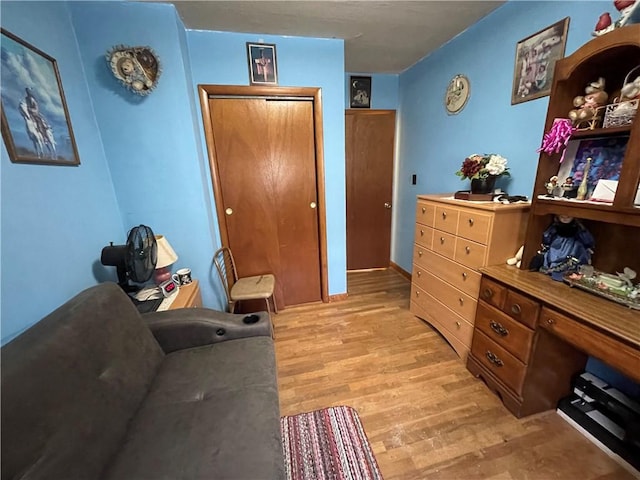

{"left": 213, "top": 246, "right": 239, "bottom": 308}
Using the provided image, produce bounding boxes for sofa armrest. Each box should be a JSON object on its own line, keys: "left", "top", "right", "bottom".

{"left": 143, "top": 308, "right": 272, "bottom": 353}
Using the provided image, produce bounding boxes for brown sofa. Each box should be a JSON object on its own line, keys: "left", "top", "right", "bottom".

{"left": 1, "top": 282, "right": 285, "bottom": 479}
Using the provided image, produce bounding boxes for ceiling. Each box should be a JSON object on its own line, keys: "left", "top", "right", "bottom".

{"left": 159, "top": 1, "right": 505, "bottom": 73}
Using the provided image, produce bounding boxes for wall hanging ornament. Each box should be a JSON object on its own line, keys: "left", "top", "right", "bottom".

{"left": 106, "top": 45, "right": 161, "bottom": 95}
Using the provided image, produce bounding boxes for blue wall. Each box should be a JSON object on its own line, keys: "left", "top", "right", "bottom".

{"left": 345, "top": 73, "right": 399, "bottom": 110}
{"left": 0, "top": 1, "right": 124, "bottom": 344}
{"left": 393, "top": 0, "right": 610, "bottom": 272}
{"left": 188, "top": 30, "right": 347, "bottom": 297}
{"left": 69, "top": 1, "right": 224, "bottom": 309}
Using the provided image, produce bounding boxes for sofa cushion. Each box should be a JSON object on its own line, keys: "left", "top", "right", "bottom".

{"left": 1, "top": 283, "right": 164, "bottom": 480}
{"left": 104, "top": 337, "right": 285, "bottom": 480}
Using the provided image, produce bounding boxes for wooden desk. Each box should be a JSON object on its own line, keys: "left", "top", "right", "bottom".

{"left": 467, "top": 264, "right": 640, "bottom": 417}
{"left": 165, "top": 280, "right": 202, "bottom": 310}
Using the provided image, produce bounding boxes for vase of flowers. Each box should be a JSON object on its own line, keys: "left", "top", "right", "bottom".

{"left": 455, "top": 154, "right": 510, "bottom": 194}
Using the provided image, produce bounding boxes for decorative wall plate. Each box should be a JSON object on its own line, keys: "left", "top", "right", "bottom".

{"left": 445, "top": 74, "right": 470, "bottom": 115}
{"left": 106, "top": 45, "right": 161, "bottom": 95}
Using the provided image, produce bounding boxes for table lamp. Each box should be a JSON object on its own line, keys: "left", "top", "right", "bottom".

{"left": 154, "top": 235, "right": 178, "bottom": 284}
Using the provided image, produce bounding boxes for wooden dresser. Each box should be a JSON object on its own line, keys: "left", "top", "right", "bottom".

{"left": 410, "top": 195, "right": 529, "bottom": 360}
{"left": 467, "top": 265, "right": 640, "bottom": 418}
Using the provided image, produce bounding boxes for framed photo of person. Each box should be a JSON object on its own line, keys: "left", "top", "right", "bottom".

{"left": 0, "top": 28, "right": 80, "bottom": 165}
{"left": 246, "top": 43, "right": 278, "bottom": 86}
{"left": 511, "top": 17, "right": 570, "bottom": 105}
{"left": 350, "top": 76, "right": 372, "bottom": 108}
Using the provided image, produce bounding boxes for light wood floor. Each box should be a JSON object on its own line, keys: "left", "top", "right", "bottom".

{"left": 274, "top": 269, "right": 636, "bottom": 480}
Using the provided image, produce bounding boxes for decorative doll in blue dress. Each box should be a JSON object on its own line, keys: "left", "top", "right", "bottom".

{"left": 535, "top": 215, "right": 595, "bottom": 281}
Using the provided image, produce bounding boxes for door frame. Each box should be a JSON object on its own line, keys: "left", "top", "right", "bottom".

{"left": 198, "top": 84, "right": 329, "bottom": 303}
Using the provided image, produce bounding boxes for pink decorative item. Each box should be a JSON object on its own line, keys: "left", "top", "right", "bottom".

{"left": 537, "top": 118, "right": 575, "bottom": 162}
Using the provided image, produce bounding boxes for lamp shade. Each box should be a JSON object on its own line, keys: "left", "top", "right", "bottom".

{"left": 155, "top": 235, "right": 178, "bottom": 269}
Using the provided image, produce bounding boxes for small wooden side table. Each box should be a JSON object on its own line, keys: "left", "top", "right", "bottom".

{"left": 165, "top": 280, "right": 202, "bottom": 310}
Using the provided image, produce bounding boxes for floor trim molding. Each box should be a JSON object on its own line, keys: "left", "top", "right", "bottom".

{"left": 328, "top": 293, "right": 348, "bottom": 302}
{"left": 390, "top": 261, "right": 411, "bottom": 280}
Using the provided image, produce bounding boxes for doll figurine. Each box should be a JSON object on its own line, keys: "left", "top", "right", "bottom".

{"left": 568, "top": 78, "right": 608, "bottom": 128}
{"left": 531, "top": 215, "right": 595, "bottom": 281}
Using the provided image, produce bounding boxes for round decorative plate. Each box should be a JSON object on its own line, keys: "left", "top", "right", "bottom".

{"left": 106, "top": 45, "right": 161, "bottom": 96}
{"left": 445, "top": 74, "right": 470, "bottom": 115}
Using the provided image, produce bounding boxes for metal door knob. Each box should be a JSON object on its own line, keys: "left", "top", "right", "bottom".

{"left": 384, "top": 202, "right": 392, "bottom": 209}
{"left": 310, "top": 202, "right": 317, "bottom": 209}
{"left": 225, "top": 208, "right": 233, "bottom": 215}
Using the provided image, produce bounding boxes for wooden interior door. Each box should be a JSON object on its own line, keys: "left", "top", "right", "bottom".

{"left": 346, "top": 110, "right": 396, "bottom": 270}
{"left": 208, "top": 97, "right": 321, "bottom": 307}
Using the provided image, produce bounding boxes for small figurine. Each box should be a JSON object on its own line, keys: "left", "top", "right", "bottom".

{"left": 560, "top": 176, "right": 577, "bottom": 198}
{"left": 620, "top": 67, "right": 640, "bottom": 101}
{"left": 593, "top": 0, "right": 639, "bottom": 36}
{"left": 507, "top": 245, "right": 524, "bottom": 268}
{"left": 568, "top": 78, "right": 608, "bottom": 129}
{"left": 545, "top": 175, "right": 559, "bottom": 197}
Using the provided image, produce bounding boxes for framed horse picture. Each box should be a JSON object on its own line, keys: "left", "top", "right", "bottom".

{"left": 1, "top": 28, "right": 80, "bottom": 165}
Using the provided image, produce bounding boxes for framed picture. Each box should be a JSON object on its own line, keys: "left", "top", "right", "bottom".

{"left": 556, "top": 136, "right": 629, "bottom": 201}
{"left": 511, "top": 17, "right": 570, "bottom": 105}
{"left": 1, "top": 29, "right": 80, "bottom": 166}
{"left": 246, "top": 43, "right": 278, "bottom": 86}
{"left": 350, "top": 76, "right": 371, "bottom": 108}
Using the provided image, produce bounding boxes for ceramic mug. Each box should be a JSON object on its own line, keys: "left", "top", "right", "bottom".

{"left": 172, "top": 268, "right": 192, "bottom": 286}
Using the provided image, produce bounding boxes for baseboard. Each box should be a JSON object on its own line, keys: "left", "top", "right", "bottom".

{"left": 389, "top": 261, "right": 411, "bottom": 280}
{"left": 556, "top": 409, "right": 640, "bottom": 478}
{"left": 328, "top": 293, "right": 348, "bottom": 302}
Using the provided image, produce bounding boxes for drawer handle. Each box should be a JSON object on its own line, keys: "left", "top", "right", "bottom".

{"left": 482, "top": 287, "right": 492, "bottom": 299}
{"left": 455, "top": 321, "right": 461, "bottom": 329}
{"left": 459, "top": 297, "right": 464, "bottom": 305}
{"left": 489, "top": 321, "right": 509, "bottom": 337}
{"left": 420, "top": 229, "right": 424, "bottom": 236}
{"left": 442, "top": 212, "right": 447, "bottom": 219}
{"left": 415, "top": 290, "right": 420, "bottom": 297}
{"left": 462, "top": 272, "right": 468, "bottom": 280}
{"left": 422, "top": 207, "right": 426, "bottom": 213}
{"left": 465, "top": 246, "right": 471, "bottom": 254}
{"left": 546, "top": 317, "right": 555, "bottom": 326}
{"left": 440, "top": 237, "right": 445, "bottom": 244}
{"left": 511, "top": 304, "right": 522, "bottom": 315}
{"left": 418, "top": 250, "right": 423, "bottom": 257}
{"left": 469, "top": 218, "right": 474, "bottom": 226}
{"left": 485, "top": 351, "right": 504, "bottom": 367}
{"left": 417, "top": 271, "right": 422, "bottom": 277}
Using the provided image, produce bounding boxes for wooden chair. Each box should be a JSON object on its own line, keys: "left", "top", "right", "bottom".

{"left": 213, "top": 246, "right": 278, "bottom": 316}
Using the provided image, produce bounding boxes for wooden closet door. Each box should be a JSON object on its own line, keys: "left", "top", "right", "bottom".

{"left": 346, "top": 110, "right": 395, "bottom": 270}
{"left": 209, "top": 97, "right": 321, "bottom": 307}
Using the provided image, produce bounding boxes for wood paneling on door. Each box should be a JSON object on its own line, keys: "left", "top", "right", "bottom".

{"left": 346, "top": 110, "right": 395, "bottom": 270}
{"left": 208, "top": 97, "right": 321, "bottom": 307}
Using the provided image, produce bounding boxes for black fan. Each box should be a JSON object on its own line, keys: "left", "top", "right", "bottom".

{"left": 101, "top": 225, "right": 157, "bottom": 292}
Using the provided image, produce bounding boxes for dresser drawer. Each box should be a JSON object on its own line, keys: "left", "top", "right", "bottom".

{"left": 412, "top": 264, "right": 428, "bottom": 291}
{"left": 471, "top": 330, "right": 526, "bottom": 395}
{"left": 413, "top": 244, "right": 429, "bottom": 270}
{"left": 420, "top": 249, "right": 481, "bottom": 297}
{"left": 416, "top": 201, "right": 435, "bottom": 227}
{"left": 478, "top": 277, "right": 507, "bottom": 310}
{"left": 414, "top": 225, "right": 433, "bottom": 249}
{"left": 457, "top": 209, "right": 492, "bottom": 245}
{"left": 475, "top": 302, "right": 534, "bottom": 364}
{"left": 410, "top": 300, "right": 470, "bottom": 360}
{"left": 434, "top": 206, "right": 459, "bottom": 234}
{"left": 418, "top": 269, "right": 477, "bottom": 323}
{"left": 432, "top": 230, "right": 456, "bottom": 260}
{"left": 410, "top": 286, "right": 474, "bottom": 351}
{"left": 454, "top": 238, "right": 487, "bottom": 270}
{"left": 504, "top": 290, "right": 539, "bottom": 329}
{"left": 539, "top": 307, "right": 640, "bottom": 383}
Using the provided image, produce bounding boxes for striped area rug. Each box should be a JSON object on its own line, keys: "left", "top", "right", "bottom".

{"left": 281, "top": 405, "right": 383, "bottom": 480}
